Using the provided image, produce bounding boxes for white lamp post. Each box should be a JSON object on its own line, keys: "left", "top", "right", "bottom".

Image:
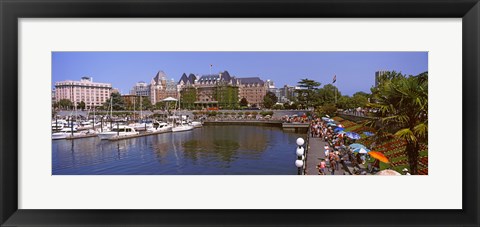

{"left": 295, "top": 137, "right": 305, "bottom": 175}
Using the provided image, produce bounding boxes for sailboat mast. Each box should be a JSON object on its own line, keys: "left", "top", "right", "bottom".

{"left": 110, "top": 95, "right": 113, "bottom": 118}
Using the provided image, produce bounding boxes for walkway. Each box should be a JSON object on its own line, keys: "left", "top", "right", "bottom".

{"left": 305, "top": 135, "right": 346, "bottom": 175}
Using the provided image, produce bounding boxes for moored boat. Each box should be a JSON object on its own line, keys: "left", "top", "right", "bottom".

{"left": 98, "top": 125, "right": 139, "bottom": 140}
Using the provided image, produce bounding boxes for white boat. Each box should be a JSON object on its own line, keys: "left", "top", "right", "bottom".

{"left": 130, "top": 120, "right": 154, "bottom": 131}
{"left": 189, "top": 121, "right": 203, "bottom": 128}
{"left": 51, "top": 119, "right": 68, "bottom": 131}
{"left": 52, "top": 127, "right": 80, "bottom": 140}
{"left": 78, "top": 121, "right": 101, "bottom": 130}
{"left": 147, "top": 122, "right": 172, "bottom": 133}
{"left": 97, "top": 125, "right": 139, "bottom": 140}
{"left": 171, "top": 124, "right": 194, "bottom": 132}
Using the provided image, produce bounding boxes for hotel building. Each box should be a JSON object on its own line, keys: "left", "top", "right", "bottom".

{"left": 54, "top": 77, "right": 112, "bottom": 109}
{"left": 237, "top": 77, "right": 266, "bottom": 107}
{"left": 150, "top": 71, "right": 179, "bottom": 104}
{"left": 130, "top": 81, "right": 150, "bottom": 97}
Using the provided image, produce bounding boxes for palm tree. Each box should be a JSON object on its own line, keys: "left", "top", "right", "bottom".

{"left": 368, "top": 72, "right": 428, "bottom": 174}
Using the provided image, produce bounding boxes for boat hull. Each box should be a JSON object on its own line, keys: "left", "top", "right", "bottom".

{"left": 172, "top": 125, "right": 194, "bottom": 132}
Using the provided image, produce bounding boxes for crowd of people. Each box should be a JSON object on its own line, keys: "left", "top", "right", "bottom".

{"left": 309, "top": 116, "right": 379, "bottom": 175}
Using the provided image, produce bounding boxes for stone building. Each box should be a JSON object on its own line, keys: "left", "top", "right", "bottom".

{"left": 130, "top": 81, "right": 150, "bottom": 97}
{"left": 238, "top": 77, "right": 266, "bottom": 107}
{"left": 150, "top": 71, "right": 179, "bottom": 105}
{"left": 54, "top": 76, "right": 112, "bottom": 109}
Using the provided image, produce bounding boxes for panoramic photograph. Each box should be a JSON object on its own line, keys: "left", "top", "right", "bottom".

{"left": 51, "top": 52, "right": 428, "bottom": 175}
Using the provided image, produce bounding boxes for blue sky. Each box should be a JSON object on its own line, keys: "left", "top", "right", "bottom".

{"left": 52, "top": 52, "right": 428, "bottom": 96}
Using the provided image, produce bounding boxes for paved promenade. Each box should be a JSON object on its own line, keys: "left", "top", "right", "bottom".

{"left": 306, "top": 135, "right": 346, "bottom": 175}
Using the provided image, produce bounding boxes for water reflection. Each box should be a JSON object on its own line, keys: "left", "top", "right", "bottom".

{"left": 52, "top": 125, "right": 301, "bottom": 175}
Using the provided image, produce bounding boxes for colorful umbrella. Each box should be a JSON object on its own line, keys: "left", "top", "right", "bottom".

{"left": 353, "top": 147, "right": 370, "bottom": 153}
{"left": 349, "top": 143, "right": 366, "bottom": 149}
{"left": 334, "top": 127, "right": 344, "bottom": 132}
{"left": 345, "top": 132, "right": 361, "bottom": 140}
{"left": 375, "top": 169, "right": 401, "bottom": 175}
{"left": 368, "top": 151, "right": 390, "bottom": 163}
{"left": 363, "top": 131, "right": 375, "bottom": 137}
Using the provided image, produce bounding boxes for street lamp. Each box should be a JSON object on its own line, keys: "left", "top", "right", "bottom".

{"left": 295, "top": 137, "right": 305, "bottom": 175}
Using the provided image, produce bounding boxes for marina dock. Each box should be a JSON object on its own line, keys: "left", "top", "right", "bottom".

{"left": 65, "top": 134, "right": 98, "bottom": 140}
{"left": 108, "top": 130, "right": 172, "bottom": 141}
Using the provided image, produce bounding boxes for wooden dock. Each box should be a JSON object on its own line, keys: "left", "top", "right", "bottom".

{"left": 65, "top": 134, "right": 98, "bottom": 140}
{"left": 282, "top": 123, "right": 309, "bottom": 133}
{"left": 108, "top": 130, "right": 171, "bottom": 141}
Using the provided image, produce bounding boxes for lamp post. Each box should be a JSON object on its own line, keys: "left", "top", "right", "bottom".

{"left": 295, "top": 137, "right": 305, "bottom": 175}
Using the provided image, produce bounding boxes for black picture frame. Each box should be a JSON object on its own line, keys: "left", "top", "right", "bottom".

{"left": 1, "top": 0, "right": 479, "bottom": 226}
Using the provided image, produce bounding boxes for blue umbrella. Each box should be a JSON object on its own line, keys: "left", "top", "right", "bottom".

{"left": 353, "top": 147, "right": 370, "bottom": 153}
{"left": 334, "top": 127, "right": 344, "bottom": 132}
{"left": 327, "top": 123, "right": 337, "bottom": 127}
{"left": 363, "top": 131, "right": 375, "bottom": 137}
{"left": 346, "top": 132, "right": 361, "bottom": 140}
{"left": 349, "top": 143, "right": 366, "bottom": 149}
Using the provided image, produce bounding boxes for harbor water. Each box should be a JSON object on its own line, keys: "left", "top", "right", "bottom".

{"left": 52, "top": 125, "right": 302, "bottom": 175}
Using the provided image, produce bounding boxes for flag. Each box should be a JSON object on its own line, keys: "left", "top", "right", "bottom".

{"left": 332, "top": 75, "right": 336, "bottom": 83}
{"left": 210, "top": 64, "right": 213, "bottom": 68}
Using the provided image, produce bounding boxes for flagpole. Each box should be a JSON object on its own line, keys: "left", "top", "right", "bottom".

{"left": 335, "top": 86, "right": 337, "bottom": 104}
{"left": 209, "top": 64, "right": 212, "bottom": 75}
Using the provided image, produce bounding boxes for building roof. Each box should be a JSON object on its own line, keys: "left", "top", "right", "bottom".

{"left": 188, "top": 74, "right": 197, "bottom": 83}
{"left": 178, "top": 73, "right": 197, "bottom": 85}
{"left": 153, "top": 70, "right": 167, "bottom": 84}
{"left": 198, "top": 71, "right": 233, "bottom": 83}
{"left": 178, "top": 73, "right": 189, "bottom": 84}
{"left": 237, "top": 77, "right": 264, "bottom": 85}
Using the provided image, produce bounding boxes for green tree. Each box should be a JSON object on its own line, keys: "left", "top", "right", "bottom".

{"left": 316, "top": 103, "right": 337, "bottom": 117}
{"left": 351, "top": 92, "right": 369, "bottom": 108}
{"left": 141, "top": 96, "right": 152, "bottom": 110}
{"left": 317, "top": 84, "right": 340, "bottom": 105}
{"left": 180, "top": 87, "right": 197, "bottom": 110}
{"left": 104, "top": 92, "right": 125, "bottom": 111}
{"left": 337, "top": 95, "right": 353, "bottom": 110}
{"left": 77, "top": 101, "right": 86, "bottom": 110}
{"left": 272, "top": 104, "right": 284, "bottom": 110}
{"left": 263, "top": 91, "right": 278, "bottom": 109}
{"left": 155, "top": 102, "right": 166, "bottom": 110}
{"left": 368, "top": 71, "right": 428, "bottom": 174}
{"left": 295, "top": 78, "right": 321, "bottom": 109}
{"left": 214, "top": 85, "right": 239, "bottom": 109}
{"left": 239, "top": 97, "right": 248, "bottom": 107}
{"left": 58, "top": 99, "right": 73, "bottom": 110}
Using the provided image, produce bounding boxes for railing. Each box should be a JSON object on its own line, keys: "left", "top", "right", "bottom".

{"left": 302, "top": 126, "right": 310, "bottom": 175}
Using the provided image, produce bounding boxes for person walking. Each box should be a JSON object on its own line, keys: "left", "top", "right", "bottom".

{"left": 317, "top": 159, "right": 326, "bottom": 175}
{"left": 330, "top": 159, "right": 337, "bottom": 175}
